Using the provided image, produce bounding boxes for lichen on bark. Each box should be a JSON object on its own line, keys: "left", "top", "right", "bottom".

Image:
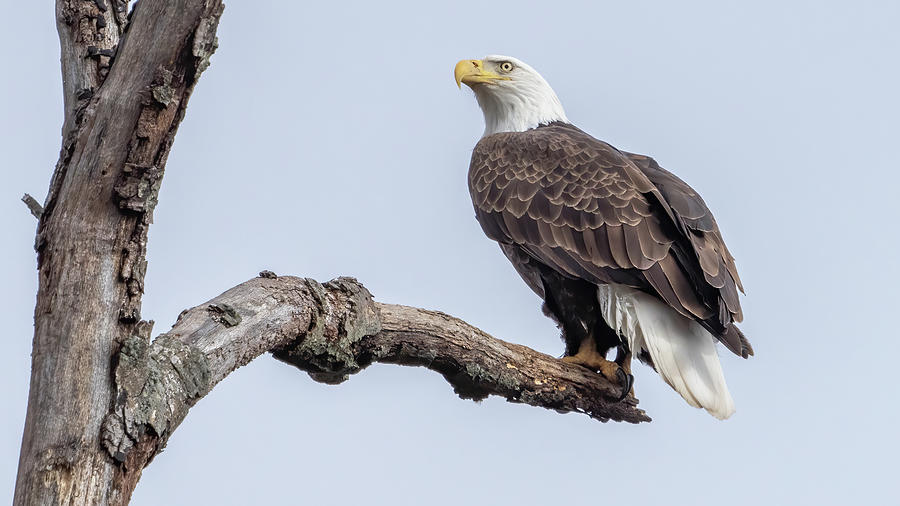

{"left": 272, "top": 277, "right": 382, "bottom": 384}
{"left": 102, "top": 326, "right": 211, "bottom": 464}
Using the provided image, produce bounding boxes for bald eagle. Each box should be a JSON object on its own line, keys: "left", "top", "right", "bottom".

{"left": 456, "top": 55, "right": 752, "bottom": 419}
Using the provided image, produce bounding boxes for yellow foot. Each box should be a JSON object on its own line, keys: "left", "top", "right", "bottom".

{"left": 561, "top": 353, "right": 620, "bottom": 381}
{"left": 562, "top": 339, "right": 634, "bottom": 401}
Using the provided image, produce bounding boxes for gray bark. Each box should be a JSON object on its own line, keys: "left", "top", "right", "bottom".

{"left": 15, "top": 2, "right": 647, "bottom": 505}
{"left": 15, "top": 1, "right": 224, "bottom": 504}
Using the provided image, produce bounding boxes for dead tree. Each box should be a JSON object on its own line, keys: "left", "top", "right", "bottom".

{"left": 14, "top": 2, "right": 648, "bottom": 504}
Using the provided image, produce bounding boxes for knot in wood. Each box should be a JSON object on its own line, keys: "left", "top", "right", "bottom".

{"left": 272, "top": 277, "right": 381, "bottom": 384}
{"left": 207, "top": 303, "right": 241, "bottom": 327}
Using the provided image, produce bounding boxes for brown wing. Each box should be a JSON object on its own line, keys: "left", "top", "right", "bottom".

{"left": 625, "top": 153, "right": 745, "bottom": 316}
{"left": 468, "top": 123, "right": 752, "bottom": 358}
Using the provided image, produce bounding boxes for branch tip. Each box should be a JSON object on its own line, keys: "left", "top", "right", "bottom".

{"left": 21, "top": 194, "right": 43, "bottom": 220}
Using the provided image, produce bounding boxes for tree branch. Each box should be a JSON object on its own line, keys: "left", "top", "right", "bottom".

{"left": 55, "top": 0, "right": 123, "bottom": 140}
{"left": 100, "top": 275, "right": 648, "bottom": 468}
{"left": 360, "top": 303, "right": 648, "bottom": 423}
{"left": 21, "top": 194, "right": 43, "bottom": 219}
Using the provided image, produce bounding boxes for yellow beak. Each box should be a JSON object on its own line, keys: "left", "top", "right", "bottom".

{"left": 454, "top": 59, "right": 510, "bottom": 88}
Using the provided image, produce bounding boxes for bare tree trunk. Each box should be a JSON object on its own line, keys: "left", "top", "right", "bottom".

{"left": 15, "top": 1, "right": 224, "bottom": 504}
{"left": 14, "top": 2, "right": 647, "bottom": 505}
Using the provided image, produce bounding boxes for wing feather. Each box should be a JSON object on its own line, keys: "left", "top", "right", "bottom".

{"left": 605, "top": 225, "right": 633, "bottom": 269}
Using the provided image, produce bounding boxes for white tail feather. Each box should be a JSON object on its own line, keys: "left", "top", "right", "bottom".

{"left": 596, "top": 284, "right": 735, "bottom": 419}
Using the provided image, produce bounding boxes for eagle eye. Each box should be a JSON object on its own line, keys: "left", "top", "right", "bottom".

{"left": 498, "top": 61, "right": 514, "bottom": 73}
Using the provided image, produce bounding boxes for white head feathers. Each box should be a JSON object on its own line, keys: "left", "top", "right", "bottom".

{"left": 461, "top": 55, "right": 569, "bottom": 136}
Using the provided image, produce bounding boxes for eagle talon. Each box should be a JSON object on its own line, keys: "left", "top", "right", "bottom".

{"left": 614, "top": 368, "right": 634, "bottom": 402}
{"left": 560, "top": 339, "right": 633, "bottom": 401}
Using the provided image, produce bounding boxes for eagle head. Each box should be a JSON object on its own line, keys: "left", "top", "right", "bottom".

{"left": 455, "top": 55, "right": 569, "bottom": 136}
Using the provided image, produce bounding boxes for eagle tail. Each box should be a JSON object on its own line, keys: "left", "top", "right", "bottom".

{"left": 596, "top": 284, "right": 735, "bottom": 419}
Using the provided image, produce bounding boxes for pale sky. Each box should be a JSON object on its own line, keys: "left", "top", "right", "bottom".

{"left": 2, "top": 1, "right": 898, "bottom": 504}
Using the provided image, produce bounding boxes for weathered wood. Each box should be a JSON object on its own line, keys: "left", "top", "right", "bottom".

{"left": 97, "top": 275, "right": 647, "bottom": 469}
{"left": 21, "top": 194, "right": 43, "bottom": 219}
{"left": 367, "top": 304, "right": 648, "bottom": 423}
{"left": 15, "top": 1, "right": 224, "bottom": 504}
